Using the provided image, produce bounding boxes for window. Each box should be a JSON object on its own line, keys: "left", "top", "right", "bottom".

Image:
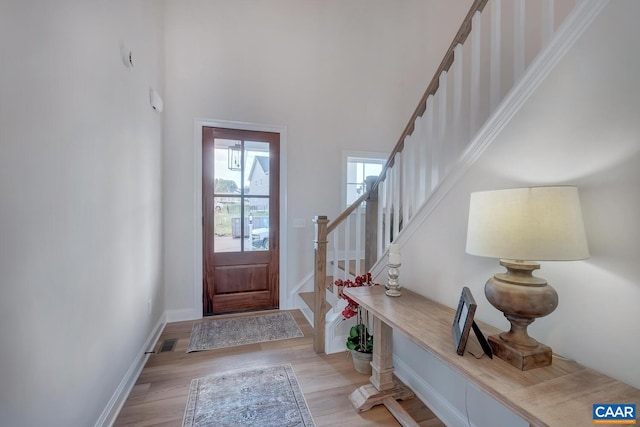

{"left": 343, "top": 151, "right": 387, "bottom": 207}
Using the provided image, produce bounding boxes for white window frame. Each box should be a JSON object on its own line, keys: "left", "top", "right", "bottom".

{"left": 342, "top": 150, "right": 388, "bottom": 209}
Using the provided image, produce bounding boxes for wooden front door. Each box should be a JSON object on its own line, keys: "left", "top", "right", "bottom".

{"left": 202, "top": 127, "right": 280, "bottom": 315}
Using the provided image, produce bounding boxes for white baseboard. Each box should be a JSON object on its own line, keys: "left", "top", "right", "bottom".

{"left": 299, "top": 306, "right": 313, "bottom": 325}
{"left": 328, "top": 334, "right": 348, "bottom": 355}
{"left": 94, "top": 313, "right": 166, "bottom": 427}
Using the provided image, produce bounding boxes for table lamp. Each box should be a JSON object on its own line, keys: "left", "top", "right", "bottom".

{"left": 465, "top": 186, "right": 589, "bottom": 370}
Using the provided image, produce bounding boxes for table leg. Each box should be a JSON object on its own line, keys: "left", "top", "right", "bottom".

{"left": 371, "top": 316, "right": 395, "bottom": 391}
{"left": 349, "top": 315, "right": 414, "bottom": 416}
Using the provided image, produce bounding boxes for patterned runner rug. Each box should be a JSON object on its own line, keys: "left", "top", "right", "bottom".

{"left": 182, "top": 364, "right": 315, "bottom": 427}
{"left": 187, "top": 311, "right": 303, "bottom": 352}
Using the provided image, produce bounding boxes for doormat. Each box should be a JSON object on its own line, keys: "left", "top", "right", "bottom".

{"left": 182, "top": 364, "right": 315, "bottom": 427}
{"left": 187, "top": 311, "right": 303, "bottom": 353}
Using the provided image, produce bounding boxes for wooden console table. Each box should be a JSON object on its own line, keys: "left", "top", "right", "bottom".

{"left": 344, "top": 286, "right": 640, "bottom": 427}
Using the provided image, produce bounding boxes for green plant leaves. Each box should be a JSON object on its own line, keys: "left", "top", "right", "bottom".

{"left": 346, "top": 324, "right": 373, "bottom": 353}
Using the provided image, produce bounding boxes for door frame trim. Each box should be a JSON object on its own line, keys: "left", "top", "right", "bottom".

{"left": 193, "top": 119, "right": 288, "bottom": 318}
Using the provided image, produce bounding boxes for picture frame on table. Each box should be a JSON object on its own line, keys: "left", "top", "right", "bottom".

{"left": 452, "top": 286, "right": 477, "bottom": 356}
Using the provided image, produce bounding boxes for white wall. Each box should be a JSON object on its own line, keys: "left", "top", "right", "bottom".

{"left": 0, "top": 2, "right": 165, "bottom": 426}
{"left": 162, "top": 0, "right": 473, "bottom": 314}
{"left": 399, "top": 0, "right": 640, "bottom": 390}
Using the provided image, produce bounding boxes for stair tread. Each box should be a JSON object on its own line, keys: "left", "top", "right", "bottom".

{"left": 299, "top": 292, "right": 332, "bottom": 314}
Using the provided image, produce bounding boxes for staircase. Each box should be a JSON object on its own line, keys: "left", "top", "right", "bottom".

{"left": 297, "top": 0, "right": 607, "bottom": 354}
{"left": 296, "top": 254, "right": 365, "bottom": 354}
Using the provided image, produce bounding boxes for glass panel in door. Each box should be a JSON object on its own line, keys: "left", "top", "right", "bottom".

{"left": 212, "top": 138, "right": 270, "bottom": 253}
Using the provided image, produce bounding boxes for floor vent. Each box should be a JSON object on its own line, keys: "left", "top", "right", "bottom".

{"left": 158, "top": 338, "right": 178, "bottom": 353}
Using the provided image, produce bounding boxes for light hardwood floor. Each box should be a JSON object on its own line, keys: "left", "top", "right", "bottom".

{"left": 114, "top": 309, "right": 445, "bottom": 427}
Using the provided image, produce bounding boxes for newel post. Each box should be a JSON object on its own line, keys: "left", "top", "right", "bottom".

{"left": 313, "top": 215, "right": 329, "bottom": 354}
{"left": 364, "top": 176, "right": 379, "bottom": 272}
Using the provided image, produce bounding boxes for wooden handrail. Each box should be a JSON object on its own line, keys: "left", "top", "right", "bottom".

{"left": 326, "top": 191, "right": 369, "bottom": 235}
{"left": 371, "top": 0, "right": 489, "bottom": 193}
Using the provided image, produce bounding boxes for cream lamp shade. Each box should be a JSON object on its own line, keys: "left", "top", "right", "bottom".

{"left": 466, "top": 186, "right": 589, "bottom": 261}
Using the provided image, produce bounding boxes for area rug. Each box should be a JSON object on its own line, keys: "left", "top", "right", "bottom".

{"left": 187, "top": 311, "right": 304, "bottom": 352}
{"left": 182, "top": 364, "right": 315, "bottom": 427}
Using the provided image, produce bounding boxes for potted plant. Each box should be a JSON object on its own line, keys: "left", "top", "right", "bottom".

{"left": 335, "top": 273, "right": 378, "bottom": 374}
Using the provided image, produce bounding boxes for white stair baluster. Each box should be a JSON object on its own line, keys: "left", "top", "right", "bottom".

{"left": 395, "top": 153, "right": 404, "bottom": 237}
{"left": 514, "top": 0, "right": 525, "bottom": 82}
{"left": 392, "top": 162, "right": 400, "bottom": 241}
{"left": 414, "top": 113, "right": 425, "bottom": 208}
{"left": 377, "top": 178, "right": 385, "bottom": 260}
{"left": 438, "top": 70, "right": 448, "bottom": 180}
{"left": 410, "top": 130, "right": 417, "bottom": 218}
{"left": 378, "top": 173, "right": 389, "bottom": 254}
{"left": 343, "top": 215, "right": 350, "bottom": 280}
{"left": 470, "top": 10, "right": 481, "bottom": 136}
{"left": 425, "top": 94, "right": 435, "bottom": 193}
{"left": 332, "top": 227, "right": 338, "bottom": 283}
{"left": 403, "top": 135, "right": 413, "bottom": 220}
{"left": 542, "top": 0, "right": 555, "bottom": 48}
{"left": 355, "top": 207, "right": 362, "bottom": 277}
{"left": 385, "top": 169, "right": 392, "bottom": 248}
{"left": 490, "top": 0, "right": 502, "bottom": 112}
{"left": 453, "top": 43, "right": 463, "bottom": 157}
